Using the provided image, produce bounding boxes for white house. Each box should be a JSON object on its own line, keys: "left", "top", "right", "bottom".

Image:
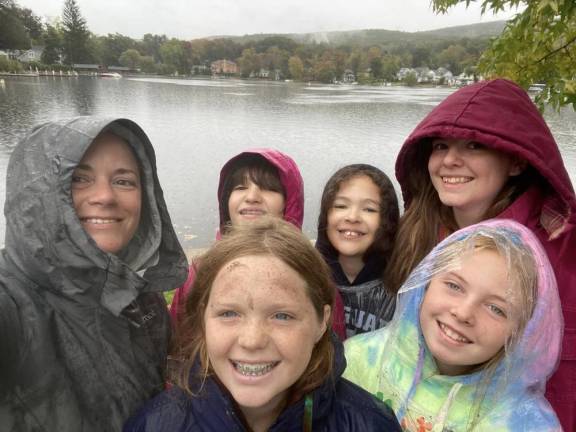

{"left": 17, "top": 46, "right": 44, "bottom": 63}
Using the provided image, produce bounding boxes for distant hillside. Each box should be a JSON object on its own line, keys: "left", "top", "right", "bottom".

{"left": 418, "top": 21, "right": 506, "bottom": 39}
{"left": 207, "top": 20, "right": 507, "bottom": 46}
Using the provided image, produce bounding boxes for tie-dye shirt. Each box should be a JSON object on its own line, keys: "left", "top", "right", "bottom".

{"left": 344, "top": 220, "right": 562, "bottom": 431}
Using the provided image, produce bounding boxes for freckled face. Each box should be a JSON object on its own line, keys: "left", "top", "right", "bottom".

{"left": 204, "top": 255, "right": 329, "bottom": 421}
{"left": 71, "top": 133, "right": 141, "bottom": 254}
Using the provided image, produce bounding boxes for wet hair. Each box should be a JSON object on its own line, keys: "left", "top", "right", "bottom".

{"left": 387, "top": 139, "right": 535, "bottom": 293}
{"left": 220, "top": 154, "right": 285, "bottom": 231}
{"left": 420, "top": 229, "right": 538, "bottom": 428}
{"left": 317, "top": 164, "right": 399, "bottom": 281}
{"left": 173, "top": 218, "right": 335, "bottom": 406}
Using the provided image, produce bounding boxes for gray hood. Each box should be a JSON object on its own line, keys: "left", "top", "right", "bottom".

{"left": 3, "top": 116, "right": 188, "bottom": 315}
{"left": 0, "top": 117, "right": 188, "bottom": 431}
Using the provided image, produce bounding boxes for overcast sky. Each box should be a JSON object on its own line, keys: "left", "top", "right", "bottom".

{"left": 16, "top": 0, "right": 521, "bottom": 40}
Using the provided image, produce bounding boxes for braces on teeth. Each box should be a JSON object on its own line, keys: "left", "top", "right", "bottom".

{"left": 234, "top": 362, "right": 275, "bottom": 376}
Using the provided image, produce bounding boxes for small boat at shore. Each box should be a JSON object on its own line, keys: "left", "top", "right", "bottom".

{"left": 99, "top": 72, "right": 122, "bottom": 78}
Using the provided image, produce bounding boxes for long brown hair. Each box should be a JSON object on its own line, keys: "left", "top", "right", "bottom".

{"left": 387, "top": 139, "right": 534, "bottom": 293}
{"left": 316, "top": 164, "right": 399, "bottom": 274}
{"left": 172, "top": 218, "right": 335, "bottom": 405}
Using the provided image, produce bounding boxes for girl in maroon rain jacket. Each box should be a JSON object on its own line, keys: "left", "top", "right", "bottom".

{"left": 387, "top": 78, "right": 576, "bottom": 431}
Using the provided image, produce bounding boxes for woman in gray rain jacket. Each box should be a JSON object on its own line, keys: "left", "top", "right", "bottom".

{"left": 0, "top": 117, "right": 188, "bottom": 432}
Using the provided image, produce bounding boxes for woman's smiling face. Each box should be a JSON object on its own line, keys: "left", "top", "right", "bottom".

{"left": 71, "top": 133, "right": 141, "bottom": 254}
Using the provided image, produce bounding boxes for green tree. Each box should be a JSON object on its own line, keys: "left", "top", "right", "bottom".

{"left": 0, "top": 0, "right": 30, "bottom": 49}
{"left": 381, "top": 54, "right": 401, "bottom": 81}
{"left": 41, "top": 24, "right": 63, "bottom": 64}
{"left": 347, "top": 49, "right": 364, "bottom": 77}
{"left": 138, "top": 55, "right": 156, "bottom": 73}
{"left": 370, "top": 56, "right": 384, "bottom": 79}
{"left": 288, "top": 55, "right": 304, "bottom": 80}
{"left": 141, "top": 33, "right": 167, "bottom": 62}
{"left": 16, "top": 7, "right": 43, "bottom": 41}
{"left": 238, "top": 47, "right": 260, "bottom": 77}
{"left": 99, "top": 33, "right": 136, "bottom": 66}
{"left": 436, "top": 44, "right": 467, "bottom": 75}
{"left": 159, "top": 38, "right": 189, "bottom": 74}
{"left": 403, "top": 71, "right": 418, "bottom": 86}
{"left": 119, "top": 48, "right": 141, "bottom": 69}
{"left": 432, "top": 0, "right": 576, "bottom": 110}
{"left": 410, "top": 44, "right": 432, "bottom": 68}
{"left": 313, "top": 54, "right": 336, "bottom": 83}
{"left": 62, "top": 0, "right": 92, "bottom": 64}
{"left": 333, "top": 49, "right": 348, "bottom": 81}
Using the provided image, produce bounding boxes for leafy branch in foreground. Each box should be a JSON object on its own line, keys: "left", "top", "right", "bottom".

{"left": 432, "top": 0, "right": 576, "bottom": 111}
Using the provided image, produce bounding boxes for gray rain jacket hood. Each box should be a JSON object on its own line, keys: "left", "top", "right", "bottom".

{"left": 0, "top": 117, "right": 188, "bottom": 432}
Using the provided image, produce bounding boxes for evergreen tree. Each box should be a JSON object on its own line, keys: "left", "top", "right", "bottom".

{"left": 41, "top": 24, "right": 63, "bottom": 65}
{"left": 62, "top": 0, "right": 92, "bottom": 64}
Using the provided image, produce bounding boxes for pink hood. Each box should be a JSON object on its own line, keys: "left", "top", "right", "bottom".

{"left": 217, "top": 148, "right": 304, "bottom": 231}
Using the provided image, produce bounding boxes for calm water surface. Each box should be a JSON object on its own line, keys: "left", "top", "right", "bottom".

{"left": 1, "top": 76, "right": 575, "bottom": 250}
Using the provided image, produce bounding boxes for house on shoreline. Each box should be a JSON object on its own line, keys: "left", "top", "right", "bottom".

{"left": 211, "top": 59, "right": 238, "bottom": 76}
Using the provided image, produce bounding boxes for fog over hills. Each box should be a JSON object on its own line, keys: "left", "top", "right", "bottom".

{"left": 206, "top": 20, "right": 507, "bottom": 46}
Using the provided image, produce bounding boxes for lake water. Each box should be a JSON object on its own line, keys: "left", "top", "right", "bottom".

{"left": 1, "top": 76, "right": 575, "bottom": 250}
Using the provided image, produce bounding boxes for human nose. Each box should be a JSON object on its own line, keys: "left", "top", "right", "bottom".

{"left": 245, "top": 184, "right": 263, "bottom": 203}
{"left": 450, "top": 301, "right": 475, "bottom": 325}
{"left": 442, "top": 145, "right": 463, "bottom": 166}
{"left": 238, "top": 318, "right": 269, "bottom": 350}
{"left": 87, "top": 179, "right": 116, "bottom": 206}
{"left": 344, "top": 205, "right": 360, "bottom": 222}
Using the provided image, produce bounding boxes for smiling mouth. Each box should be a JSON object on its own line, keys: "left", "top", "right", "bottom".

{"left": 239, "top": 209, "right": 266, "bottom": 216}
{"left": 438, "top": 321, "right": 471, "bottom": 344}
{"left": 81, "top": 218, "right": 121, "bottom": 224}
{"left": 232, "top": 361, "right": 279, "bottom": 376}
{"left": 442, "top": 176, "right": 473, "bottom": 184}
{"left": 338, "top": 229, "right": 365, "bottom": 238}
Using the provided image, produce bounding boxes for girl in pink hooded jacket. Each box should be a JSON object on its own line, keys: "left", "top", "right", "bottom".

{"left": 170, "top": 149, "right": 346, "bottom": 339}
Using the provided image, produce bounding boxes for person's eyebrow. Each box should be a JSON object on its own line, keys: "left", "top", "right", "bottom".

{"left": 74, "top": 163, "right": 92, "bottom": 171}
{"left": 444, "top": 271, "right": 468, "bottom": 286}
{"left": 114, "top": 168, "right": 139, "bottom": 176}
{"left": 74, "top": 165, "right": 139, "bottom": 177}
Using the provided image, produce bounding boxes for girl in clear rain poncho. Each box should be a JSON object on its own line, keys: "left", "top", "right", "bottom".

{"left": 344, "top": 219, "right": 562, "bottom": 431}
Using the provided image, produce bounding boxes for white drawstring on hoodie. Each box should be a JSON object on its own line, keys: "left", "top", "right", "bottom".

{"left": 432, "top": 382, "right": 463, "bottom": 432}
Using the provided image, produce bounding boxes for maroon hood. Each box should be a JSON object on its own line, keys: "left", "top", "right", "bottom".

{"left": 217, "top": 148, "right": 304, "bottom": 230}
{"left": 396, "top": 78, "right": 576, "bottom": 229}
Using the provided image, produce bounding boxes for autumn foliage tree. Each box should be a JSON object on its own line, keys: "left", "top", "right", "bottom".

{"left": 433, "top": 0, "right": 576, "bottom": 110}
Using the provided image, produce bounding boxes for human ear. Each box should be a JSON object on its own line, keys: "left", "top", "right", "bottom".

{"left": 509, "top": 157, "right": 528, "bottom": 177}
{"left": 316, "top": 305, "right": 331, "bottom": 342}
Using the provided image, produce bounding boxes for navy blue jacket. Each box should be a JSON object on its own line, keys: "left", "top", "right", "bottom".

{"left": 124, "top": 336, "right": 401, "bottom": 431}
